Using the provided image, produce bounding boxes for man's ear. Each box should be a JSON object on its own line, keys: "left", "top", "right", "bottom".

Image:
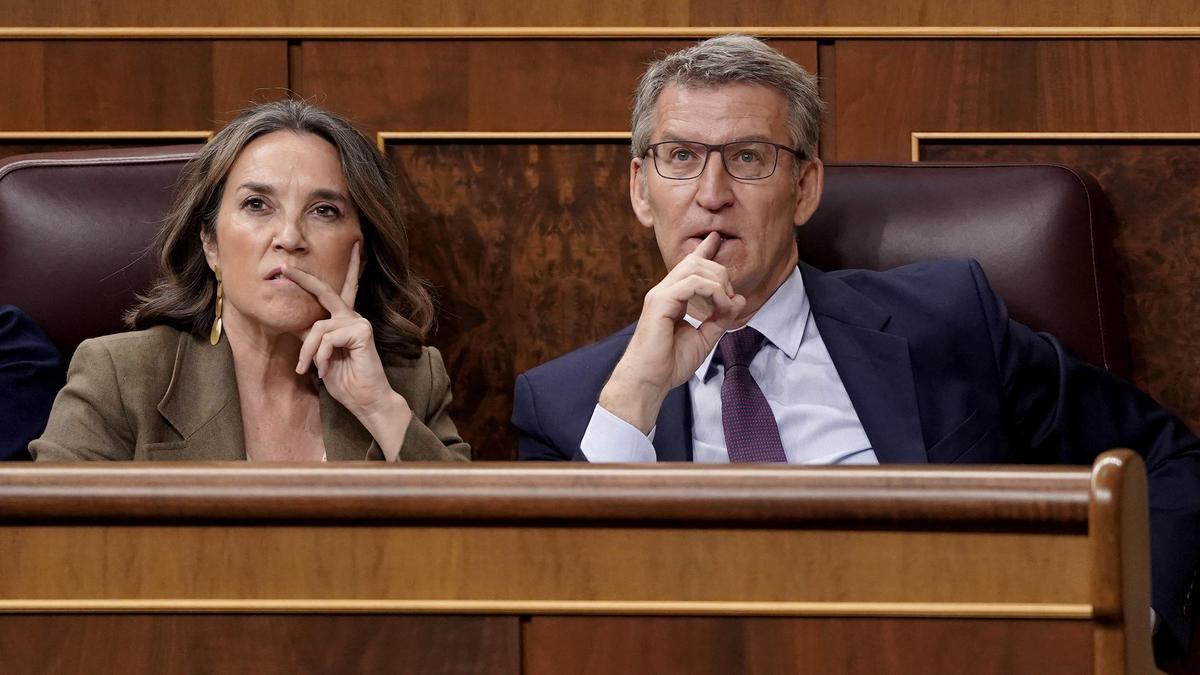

{"left": 200, "top": 230, "right": 219, "bottom": 271}
{"left": 792, "top": 158, "right": 825, "bottom": 227}
{"left": 629, "top": 157, "right": 655, "bottom": 228}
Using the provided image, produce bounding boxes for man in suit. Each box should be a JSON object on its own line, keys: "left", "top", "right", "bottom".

{"left": 0, "top": 305, "right": 64, "bottom": 460}
{"left": 511, "top": 34, "right": 1200, "bottom": 664}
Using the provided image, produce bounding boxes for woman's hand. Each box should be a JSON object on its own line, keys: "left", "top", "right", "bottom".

{"left": 284, "top": 242, "right": 413, "bottom": 460}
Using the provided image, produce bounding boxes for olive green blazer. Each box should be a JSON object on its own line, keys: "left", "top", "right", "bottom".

{"left": 31, "top": 325, "right": 470, "bottom": 462}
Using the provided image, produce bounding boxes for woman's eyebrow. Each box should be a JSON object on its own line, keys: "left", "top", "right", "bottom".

{"left": 236, "top": 182, "right": 274, "bottom": 194}
{"left": 310, "top": 188, "right": 349, "bottom": 203}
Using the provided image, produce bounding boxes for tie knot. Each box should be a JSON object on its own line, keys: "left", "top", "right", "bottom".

{"left": 718, "top": 327, "right": 765, "bottom": 369}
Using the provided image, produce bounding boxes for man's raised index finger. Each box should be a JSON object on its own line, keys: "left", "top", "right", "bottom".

{"left": 694, "top": 231, "right": 721, "bottom": 260}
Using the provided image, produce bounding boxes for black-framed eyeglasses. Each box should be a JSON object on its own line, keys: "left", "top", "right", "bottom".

{"left": 645, "top": 140, "right": 806, "bottom": 181}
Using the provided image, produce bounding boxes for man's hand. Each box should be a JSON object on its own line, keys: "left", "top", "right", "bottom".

{"left": 598, "top": 232, "right": 746, "bottom": 433}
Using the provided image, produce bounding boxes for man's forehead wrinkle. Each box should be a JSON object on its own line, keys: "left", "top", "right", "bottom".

{"left": 655, "top": 111, "right": 782, "bottom": 144}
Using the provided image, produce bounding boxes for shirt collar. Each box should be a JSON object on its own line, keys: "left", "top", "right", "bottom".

{"left": 687, "top": 266, "right": 810, "bottom": 383}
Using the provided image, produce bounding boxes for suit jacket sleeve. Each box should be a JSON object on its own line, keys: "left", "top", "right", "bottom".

{"left": 970, "top": 260, "right": 1200, "bottom": 661}
{"left": 30, "top": 338, "right": 136, "bottom": 461}
{"left": 394, "top": 347, "right": 470, "bottom": 462}
{"left": 513, "top": 372, "right": 578, "bottom": 461}
{"left": 0, "top": 307, "right": 64, "bottom": 461}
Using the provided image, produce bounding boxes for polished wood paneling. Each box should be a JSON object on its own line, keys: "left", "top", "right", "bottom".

{"left": 0, "top": 40, "right": 288, "bottom": 131}
{"left": 0, "top": 462, "right": 1095, "bottom": 523}
{"left": 919, "top": 139, "right": 1200, "bottom": 436}
{"left": 2, "top": 0, "right": 1198, "bottom": 28}
{"left": 0, "top": 464, "right": 1099, "bottom": 605}
{"left": 212, "top": 40, "right": 291, "bottom": 120}
{"left": 0, "top": 526, "right": 1090, "bottom": 604}
{"left": 0, "top": 614, "right": 519, "bottom": 675}
{"left": 300, "top": 40, "right": 817, "bottom": 135}
{"left": 688, "top": 1, "right": 1200, "bottom": 28}
{"left": 0, "top": 43, "right": 44, "bottom": 126}
{"left": 390, "top": 141, "right": 660, "bottom": 458}
{"left": 523, "top": 616, "right": 1092, "bottom": 675}
{"left": 0, "top": 1, "right": 689, "bottom": 28}
{"left": 833, "top": 40, "right": 1200, "bottom": 161}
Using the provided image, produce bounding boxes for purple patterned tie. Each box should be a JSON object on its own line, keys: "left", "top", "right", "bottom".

{"left": 719, "top": 327, "right": 788, "bottom": 463}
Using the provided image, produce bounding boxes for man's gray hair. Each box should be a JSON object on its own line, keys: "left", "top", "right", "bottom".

{"left": 630, "top": 34, "right": 825, "bottom": 161}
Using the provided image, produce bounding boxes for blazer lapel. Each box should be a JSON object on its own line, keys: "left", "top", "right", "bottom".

{"left": 156, "top": 331, "right": 246, "bottom": 460}
{"left": 802, "top": 263, "right": 928, "bottom": 464}
{"left": 653, "top": 385, "right": 693, "bottom": 461}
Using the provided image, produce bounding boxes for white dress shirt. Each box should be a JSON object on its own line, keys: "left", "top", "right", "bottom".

{"left": 581, "top": 267, "right": 877, "bottom": 464}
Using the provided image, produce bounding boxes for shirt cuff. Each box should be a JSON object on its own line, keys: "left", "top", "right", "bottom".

{"left": 580, "top": 404, "right": 658, "bottom": 462}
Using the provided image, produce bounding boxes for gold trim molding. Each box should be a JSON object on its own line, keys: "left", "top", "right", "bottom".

{"left": 0, "top": 599, "right": 1094, "bottom": 619}
{"left": 911, "top": 131, "right": 1200, "bottom": 161}
{"left": 2, "top": 26, "right": 1200, "bottom": 40}
{"left": 376, "top": 130, "right": 630, "bottom": 152}
{"left": 0, "top": 131, "right": 212, "bottom": 144}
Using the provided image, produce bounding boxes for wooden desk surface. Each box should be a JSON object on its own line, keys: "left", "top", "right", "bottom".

{"left": 0, "top": 454, "right": 1157, "bottom": 674}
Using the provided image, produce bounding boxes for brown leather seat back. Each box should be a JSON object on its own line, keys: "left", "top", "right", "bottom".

{"left": 0, "top": 146, "right": 199, "bottom": 356}
{"left": 800, "top": 162, "right": 1128, "bottom": 376}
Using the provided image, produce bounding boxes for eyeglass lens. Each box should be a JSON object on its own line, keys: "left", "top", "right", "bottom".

{"left": 652, "top": 141, "right": 779, "bottom": 180}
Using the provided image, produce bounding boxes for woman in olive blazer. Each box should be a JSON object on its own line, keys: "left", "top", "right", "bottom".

{"left": 32, "top": 100, "right": 468, "bottom": 462}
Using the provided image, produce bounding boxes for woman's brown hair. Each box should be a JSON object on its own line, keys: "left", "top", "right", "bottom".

{"left": 126, "top": 99, "right": 433, "bottom": 361}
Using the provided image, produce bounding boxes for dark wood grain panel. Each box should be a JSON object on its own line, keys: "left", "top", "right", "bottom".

{"left": 688, "top": 0, "right": 1200, "bottom": 27}
{"left": 0, "top": 614, "right": 519, "bottom": 675}
{"left": 42, "top": 41, "right": 214, "bottom": 130}
{"left": 0, "top": 1, "right": 689, "bottom": 28}
{"left": 834, "top": 40, "right": 1200, "bottom": 161}
{"left": 389, "top": 141, "right": 662, "bottom": 459}
{"left": 920, "top": 139, "right": 1200, "bottom": 437}
{"left": 0, "top": 40, "right": 288, "bottom": 133}
{"left": 2, "top": 0, "right": 1198, "bottom": 27}
{"left": 523, "top": 616, "right": 1092, "bottom": 675}
{"left": 301, "top": 40, "right": 816, "bottom": 134}
{"left": 0, "top": 43, "right": 45, "bottom": 130}
{"left": 211, "top": 40, "right": 291, "bottom": 122}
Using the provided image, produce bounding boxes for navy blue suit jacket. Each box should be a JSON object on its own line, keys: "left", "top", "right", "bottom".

{"left": 0, "top": 305, "right": 64, "bottom": 461}
{"left": 513, "top": 259, "right": 1200, "bottom": 660}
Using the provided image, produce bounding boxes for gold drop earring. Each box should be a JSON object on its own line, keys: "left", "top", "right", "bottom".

{"left": 209, "top": 266, "right": 223, "bottom": 345}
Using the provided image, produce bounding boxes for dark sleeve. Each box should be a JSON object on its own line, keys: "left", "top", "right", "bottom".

{"left": 0, "top": 306, "right": 65, "bottom": 460}
{"left": 512, "top": 373, "right": 573, "bottom": 461}
{"left": 969, "top": 260, "right": 1200, "bottom": 664}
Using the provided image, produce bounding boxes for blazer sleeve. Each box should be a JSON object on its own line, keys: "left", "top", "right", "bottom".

{"left": 394, "top": 347, "right": 470, "bottom": 462}
{"left": 970, "top": 260, "right": 1200, "bottom": 663}
{"left": 29, "top": 338, "right": 136, "bottom": 461}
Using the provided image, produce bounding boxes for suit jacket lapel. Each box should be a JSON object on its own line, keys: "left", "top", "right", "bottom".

{"left": 801, "top": 263, "right": 928, "bottom": 464}
{"left": 156, "top": 331, "right": 246, "bottom": 460}
{"left": 653, "top": 385, "right": 693, "bottom": 462}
